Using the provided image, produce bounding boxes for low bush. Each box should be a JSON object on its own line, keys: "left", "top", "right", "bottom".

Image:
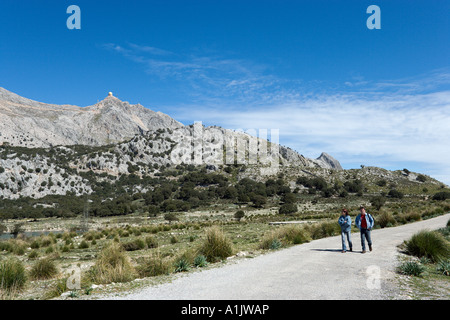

{"left": 432, "top": 191, "right": 450, "bottom": 201}
{"left": 397, "top": 261, "right": 425, "bottom": 276}
{"left": 174, "top": 258, "right": 190, "bottom": 273}
{"left": 30, "top": 258, "right": 59, "bottom": 280}
{"left": 260, "top": 225, "right": 310, "bottom": 249}
{"left": 198, "top": 227, "right": 233, "bottom": 262}
{"left": 40, "top": 236, "right": 54, "bottom": 247}
{"left": 436, "top": 259, "right": 450, "bottom": 276}
{"left": 0, "top": 258, "right": 27, "bottom": 293}
{"left": 234, "top": 210, "right": 245, "bottom": 221}
{"left": 78, "top": 240, "right": 89, "bottom": 249}
{"left": 279, "top": 203, "right": 298, "bottom": 215}
{"left": 307, "top": 221, "right": 341, "bottom": 240}
{"left": 43, "top": 277, "right": 68, "bottom": 300}
{"left": 377, "top": 212, "right": 396, "bottom": 228}
{"left": 405, "top": 231, "right": 450, "bottom": 262}
{"left": 136, "top": 253, "right": 170, "bottom": 278}
{"left": 193, "top": 255, "right": 208, "bottom": 268}
{"left": 88, "top": 242, "right": 136, "bottom": 284}
{"left": 122, "top": 238, "right": 146, "bottom": 251}
{"left": 28, "top": 250, "right": 39, "bottom": 259}
{"left": 145, "top": 236, "right": 158, "bottom": 248}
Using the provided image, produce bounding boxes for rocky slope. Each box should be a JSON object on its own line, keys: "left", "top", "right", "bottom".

{"left": 0, "top": 88, "right": 346, "bottom": 199}
{"left": 0, "top": 88, "right": 183, "bottom": 148}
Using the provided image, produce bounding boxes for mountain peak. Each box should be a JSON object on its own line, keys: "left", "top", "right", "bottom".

{"left": 0, "top": 87, "right": 183, "bottom": 148}
{"left": 316, "top": 152, "right": 343, "bottom": 170}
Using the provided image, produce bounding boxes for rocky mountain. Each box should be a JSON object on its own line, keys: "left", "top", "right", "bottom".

{"left": 0, "top": 88, "right": 183, "bottom": 148}
{"left": 0, "top": 88, "right": 345, "bottom": 199}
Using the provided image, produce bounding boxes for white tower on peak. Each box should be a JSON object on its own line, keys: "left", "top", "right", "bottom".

{"left": 108, "top": 92, "right": 113, "bottom": 97}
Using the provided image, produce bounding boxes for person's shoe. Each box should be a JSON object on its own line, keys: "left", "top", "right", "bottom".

{"left": 349, "top": 248, "right": 353, "bottom": 252}
{"left": 342, "top": 250, "right": 346, "bottom": 253}
{"left": 362, "top": 250, "right": 366, "bottom": 254}
{"left": 369, "top": 245, "right": 372, "bottom": 252}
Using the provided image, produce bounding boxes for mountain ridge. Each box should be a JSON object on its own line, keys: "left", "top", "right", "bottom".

{"left": 0, "top": 87, "right": 183, "bottom": 148}
{"left": 0, "top": 88, "right": 444, "bottom": 207}
{"left": 0, "top": 87, "right": 341, "bottom": 169}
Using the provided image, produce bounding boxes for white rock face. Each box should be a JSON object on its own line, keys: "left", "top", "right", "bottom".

{"left": 0, "top": 88, "right": 344, "bottom": 199}
{"left": 0, "top": 87, "right": 183, "bottom": 148}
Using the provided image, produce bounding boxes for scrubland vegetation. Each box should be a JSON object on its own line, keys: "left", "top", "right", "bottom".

{"left": 395, "top": 222, "right": 450, "bottom": 299}
{"left": 1, "top": 163, "right": 449, "bottom": 299}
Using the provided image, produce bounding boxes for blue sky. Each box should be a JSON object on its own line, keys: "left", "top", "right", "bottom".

{"left": 1, "top": 1, "right": 449, "bottom": 184}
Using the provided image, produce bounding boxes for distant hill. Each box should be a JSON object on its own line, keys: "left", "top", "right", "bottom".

{"left": 0, "top": 88, "right": 344, "bottom": 199}
{"left": 0, "top": 88, "right": 183, "bottom": 148}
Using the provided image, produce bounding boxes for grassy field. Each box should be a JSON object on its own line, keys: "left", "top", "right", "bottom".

{"left": 1, "top": 192, "right": 449, "bottom": 300}
{"left": 395, "top": 225, "right": 450, "bottom": 299}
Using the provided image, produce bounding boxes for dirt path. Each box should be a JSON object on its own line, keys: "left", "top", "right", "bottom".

{"left": 104, "top": 213, "right": 450, "bottom": 300}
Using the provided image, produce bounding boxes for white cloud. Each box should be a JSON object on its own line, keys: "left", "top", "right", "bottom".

{"left": 169, "top": 90, "right": 450, "bottom": 185}
{"left": 103, "top": 43, "right": 450, "bottom": 184}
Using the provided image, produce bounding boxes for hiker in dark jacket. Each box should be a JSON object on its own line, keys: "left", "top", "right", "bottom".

{"left": 338, "top": 208, "right": 352, "bottom": 253}
{"left": 355, "top": 205, "right": 374, "bottom": 253}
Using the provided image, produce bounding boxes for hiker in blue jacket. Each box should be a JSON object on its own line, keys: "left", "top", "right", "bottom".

{"left": 355, "top": 205, "right": 375, "bottom": 253}
{"left": 338, "top": 209, "right": 352, "bottom": 253}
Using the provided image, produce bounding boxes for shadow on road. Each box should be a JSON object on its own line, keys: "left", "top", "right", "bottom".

{"left": 311, "top": 249, "right": 359, "bottom": 253}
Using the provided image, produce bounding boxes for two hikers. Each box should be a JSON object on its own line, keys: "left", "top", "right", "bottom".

{"left": 338, "top": 206, "right": 374, "bottom": 253}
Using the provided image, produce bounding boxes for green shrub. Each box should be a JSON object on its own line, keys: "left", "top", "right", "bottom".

{"left": 279, "top": 203, "right": 297, "bottom": 215}
{"left": 432, "top": 191, "right": 450, "bottom": 201}
{"left": 136, "top": 254, "right": 170, "bottom": 277}
{"left": 416, "top": 174, "right": 427, "bottom": 182}
{"left": 10, "top": 240, "right": 28, "bottom": 255}
{"left": 405, "top": 231, "right": 450, "bottom": 262}
{"left": 122, "top": 238, "right": 146, "bottom": 251}
{"left": 370, "top": 196, "right": 386, "bottom": 211}
{"left": 0, "top": 258, "right": 27, "bottom": 293}
{"left": 388, "top": 189, "right": 404, "bottom": 199}
{"left": 45, "top": 246, "right": 54, "bottom": 254}
{"left": 234, "top": 210, "right": 245, "bottom": 221}
{"left": 174, "top": 258, "right": 190, "bottom": 273}
{"left": 436, "top": 259, "right": 450, "bottom": 276}
{"left": 40, "top": 236, "right": 54, "bottom": 247}
{"left": 30, "top": 240, "right": 40, "bottom": 249}
{"left": 30, "top": 258, "right": 59, "bottom": 280}
{"left": 78, "top": 240, "right": 89, "bottom": 249}
{"left": 193, "top": 255, "right": 208, "bottom": 268}
{"left": 376, "top": 212, "right": 396, "bottom": 228}
{"left": 397, "top": 261, "right": 425, "bottom": 277}
{"left": 88, "top": 242, "right": 136, "bottom": 284}
{"left": 403, "top": 212, "right": 422, "bottom": 222}
{"left": 199, "top": 227, "right": 233, "bottom": 262}
{"left": 28, "top": 250, "right": 39, "bottom": 259}
{"left": 308, "top": 221, "right": 340, "bottom": 240}
{"left": 288, "top": 229, "right": 309, "bottom": 245}
{"left": 43, "top": 277, "right": 68, "bottom": 299}
{"left": 260, "top": 225, "right": 309, "bottom": 249}
{"left": 269, "top": 239, "right": 282, "bottom": 250}
{"left": 145, "top": 236, "right": 158, "bottom": 248}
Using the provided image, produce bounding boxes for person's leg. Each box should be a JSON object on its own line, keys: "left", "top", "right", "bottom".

{"left": 360, "top": 229, "right": 366, "bottom": 252}
{"left": 341, "top": 231, "right": 347, "bottom": 252}
{"left": 347, "top": 231, "right": 352, "bottom": 251}
{"left": 366, "top": 230, "right": 372, "bottom": 251}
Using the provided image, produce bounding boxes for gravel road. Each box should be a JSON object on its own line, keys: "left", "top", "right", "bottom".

{"left": 103, "top": 213, "right": 450, "bottom": 300}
